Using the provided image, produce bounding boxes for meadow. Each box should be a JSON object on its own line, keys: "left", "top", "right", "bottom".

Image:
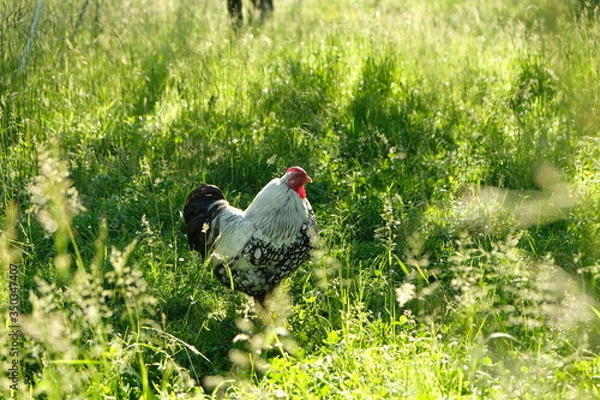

{"left": 1, "top": 0, "right": 600, "bottom": 398}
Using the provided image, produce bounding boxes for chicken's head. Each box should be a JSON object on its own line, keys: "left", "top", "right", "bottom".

{"left": 284, "top": 166, "right": 312, "bottom": 199}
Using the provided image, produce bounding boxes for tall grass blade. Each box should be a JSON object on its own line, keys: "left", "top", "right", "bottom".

{"left": 19, "top": 0, "right": 43, "bottom": 74}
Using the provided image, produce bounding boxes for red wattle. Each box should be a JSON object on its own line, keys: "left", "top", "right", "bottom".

{"left": 295, "top": 185, "right": 307, "bottom": 199}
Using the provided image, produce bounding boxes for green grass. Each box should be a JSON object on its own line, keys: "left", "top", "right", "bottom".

{"left": 1, "top": 0, "right": 600, "bottom": 398}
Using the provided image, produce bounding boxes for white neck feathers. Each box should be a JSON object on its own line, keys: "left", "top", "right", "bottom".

{"left": 245, "top": 178, "right": 308, "bottom": 244}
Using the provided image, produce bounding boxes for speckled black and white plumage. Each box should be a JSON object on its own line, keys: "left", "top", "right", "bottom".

{"left": 184, "top": 167, "right": 318, "bottom": 306}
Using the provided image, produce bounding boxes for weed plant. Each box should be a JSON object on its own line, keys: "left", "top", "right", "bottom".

{"left": 1, "top": 0, "right": 599, "bottom": 398}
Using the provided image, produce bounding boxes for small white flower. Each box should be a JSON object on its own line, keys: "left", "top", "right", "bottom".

{"left": 395, "top": 283, "right": 416, "bottom": 307}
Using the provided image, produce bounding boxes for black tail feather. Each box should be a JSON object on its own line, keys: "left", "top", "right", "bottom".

{"left": 184, "top": 184, "right": 227, "bottom": 257}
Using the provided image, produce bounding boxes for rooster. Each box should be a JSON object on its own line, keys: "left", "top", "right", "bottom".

{"left": 184, "top": 167, "right": 317, "bottom": 307}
